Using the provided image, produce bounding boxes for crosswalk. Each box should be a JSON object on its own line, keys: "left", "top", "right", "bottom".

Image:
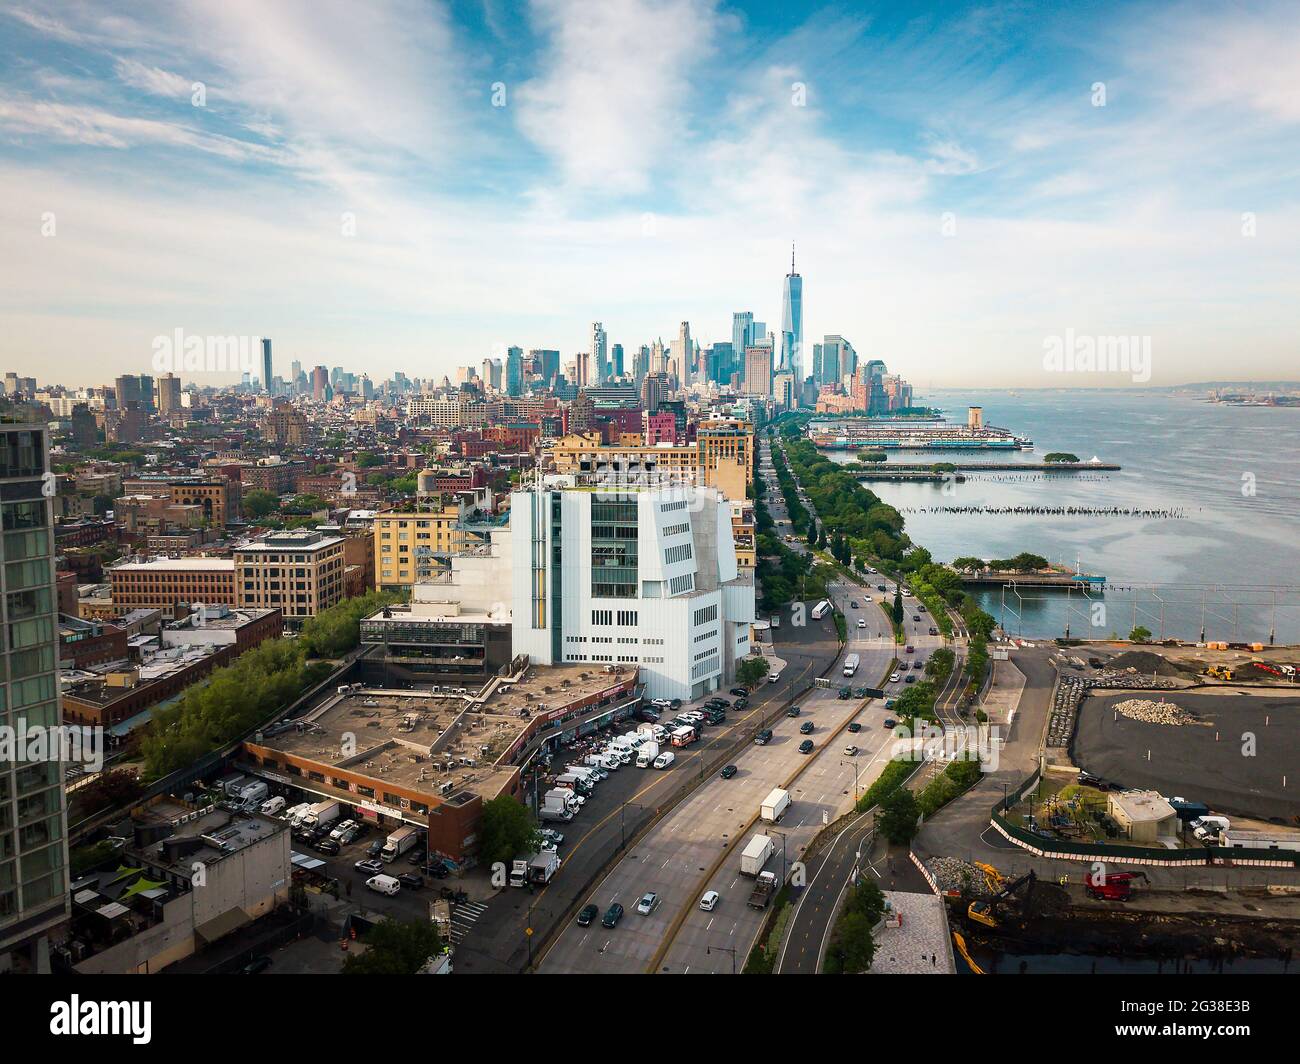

{"left": 448, "top": 900, "right": 487, "bottom": 943}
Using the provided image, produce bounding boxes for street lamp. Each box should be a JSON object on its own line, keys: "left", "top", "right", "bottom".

{"left": 841, "top": 758, "right": 861, "bottom": 799}
{"left": 707, "top": 944, "right": 738, "bottom": 975}
{"left": 773, "top": 829, "right": 788, "bottom": 886}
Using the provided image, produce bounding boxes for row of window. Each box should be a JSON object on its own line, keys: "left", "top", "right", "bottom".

{"left": 664, "top": 543, "right": 693, "bottom": 564}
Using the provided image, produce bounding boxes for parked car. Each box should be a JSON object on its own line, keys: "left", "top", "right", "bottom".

{"left": 889, "top": 672, "right": 901, "bottom": 683}
{"left": 366, "top": 841, "right": 384, "bottom": 859}
{"left": 602, "top": 903, "right": 625, "bottom": 928}
{"left": 407, "top": 848, "right": 427, "bottom": 866}
{"left": 905, "top": 675, "right": 917, "bottom": 683}
{"left": 798, "top": 739, "right": 815, "bottom": 754}
{"left": 241, "top": 955, "right": 272, "bottom": 975}
{"left": 636, "top": 892, "right": 659, "bottom": 915}
{"left": 720, "top": 764, "right": 738, "bottom": 779}
{"left": 885, "top": 699, "right": 897, "bottom": 709}
{"left": 397, "top": 873, "right": 424, "bottom": 890}
{"left": 730, "top": 687, "right": 749, "bottom": 697}
{"left": 577, "top": 904, "right": 599, "bottom": 927}
{"left": 315, "top": 838, "right": 340, "bottom": 856}
{"left": 734, "top": 697, "right": 749, "bottom": 710}
{"left": 355, "top": 858, "right": 384, "bottom": 876}
{"left": 799, "top": 721, "right": 814, "bottom": 734}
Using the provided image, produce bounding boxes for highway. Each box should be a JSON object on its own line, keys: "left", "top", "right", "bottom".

{"left": 536, "top": 558, "right": 948, "bottom": 973}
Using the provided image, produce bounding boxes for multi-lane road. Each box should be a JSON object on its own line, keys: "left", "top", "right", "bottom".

{"left": 537, "top": 562, "right": 951, "bottom": 973}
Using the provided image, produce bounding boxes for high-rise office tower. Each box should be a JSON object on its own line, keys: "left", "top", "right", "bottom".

{"left": 482, "top": 357, "right": 503, "bottom": 392}
{"left": 591, "top": 323, "right": 608, "bottom": 384}
{"left": 506, "top": 347, "right": 524, "bottom": 396}
{"left": 261, "top": 338, "right": 273, "bottom": 394}
{"left": 675, "top": 322, "right": 693, "bottom": 388}
{"left": 311, "top": 365, "right": 329, "bottom": 400}
{"left": 745, "top": 344, "right": 772, "bottom": 397}
{"left": 0, "top": 424, "right": 70, "bottom": 972}
{"left": 732, "top": 313, "right": 755, "bottom": 378}
{"left": 814, "top": 335, "right": 856, "bottom": 388}
{"left": 290, "top": 359, "right": 302, "bottom": 385}
{"left": 651, "top": 338, "right": 667, "bottom": 376}
{"left": 611, "top": 343, "right": 624, "bottom": 378}
{"left": 157, "top": 372, "right": 182, "bottom": 417}
{"left": 779, "top": 244, "right": 803, "bottom": 390}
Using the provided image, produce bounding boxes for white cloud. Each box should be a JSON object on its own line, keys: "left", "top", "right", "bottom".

{"left": 514, "top": 0, "right": 726, "bottom": 195}
{"left": 113, "top": 57, "right": 194, "bottom": 99}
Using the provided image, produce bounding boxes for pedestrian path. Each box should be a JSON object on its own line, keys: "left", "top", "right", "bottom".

{"left": 867, "top": 891, "right": 955, "bottom": 974}
{"left": 448, "top": 900, "right": 487, "bottom": 944}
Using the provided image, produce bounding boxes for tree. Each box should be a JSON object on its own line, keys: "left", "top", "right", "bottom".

{"left": 1129, "top": 626, "right": 1152, "bottom": 643}
{"left": 477, "top": 796, "right": 539, "bottom": 868}
{"left": 736, "top": 656, "right": 770, "bottom": 688}
{"left": 892, "top": 588, "right": 904, "bottom": 627}
{"left": 951, "top": 556, "right": 985, "bottom": 571}
{"left": 924, "top": 647, "right": 955, "bottom": 683}
{"left": 1043, "top": 452, "right": 1079, "bottom": 463}
{"left": 877, "top": 786, "right": 921, "bottom": 845}
{"left": 825, "top": 911, "right": 876, "bottom": 973}
{"left": 243, "top": 489, "right": 280, "bottom": 519}
{"left": 342, "top": 918, "right": 443, "bottom": 974}
{"left": 843, "top": 878, "right": 886, "bottom": 925}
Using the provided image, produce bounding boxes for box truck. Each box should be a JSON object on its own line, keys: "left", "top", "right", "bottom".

{"left": 528, "top": 850, "right": 561, "bottom": 885}
{"left": 740, "top": 834, "right": 775, "bottom": 876}
{"left": 508, "top": 859, "right": 529, "bottom": 888}
{"left": 760, "top": 788, "right": 790, "bottom": 823}
{"left": 381, "top": 825, "right": 421, "bottom": 862}
{"left": 842, "top": 653, "right": 860, "bottom": 678}
{"left": 670, "top": 726, "right": 697, "bottom": 748}
{"left": 301, "top": 800, "right": 340, "bottom": 829}
{"left": 554, "top": 773, "right": 592, "bottom": 796}
{"left": 635, "top": 741, "right": 660, "bottom": 768}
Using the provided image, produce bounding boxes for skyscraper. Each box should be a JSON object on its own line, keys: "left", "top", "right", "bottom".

{"left": 779, "top": 244, "right": 803, "bottom": 391}
{"left": 507, "top": 346, "right": 524, "bottom": 396}
{"left": 731, "top": 312, "right": 754, "bottom": 383}
{"left": 261, "top": 337, "right": 273, "bottom": 395}
{"left": 591, "top": 323, "right": 608, "bottom": 384}
{"left": 673, "top": 321, "right": 692, "bottom": 388}
{"left": 612, "top": 343, "right": 624, "bottom": 378}
{"left": 0, "top": 423, "right": 70, "bottom": 972}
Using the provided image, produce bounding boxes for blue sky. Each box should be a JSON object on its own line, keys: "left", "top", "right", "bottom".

{"left": 1, "top": 0, "right": 1297, "bottom": 388}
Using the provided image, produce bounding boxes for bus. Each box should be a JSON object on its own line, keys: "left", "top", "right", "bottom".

{"left": 842, "top": 653, "right": 860, "bottom": 677}
{"left": 811, "top": 599, "right": 832, "bottom": 621}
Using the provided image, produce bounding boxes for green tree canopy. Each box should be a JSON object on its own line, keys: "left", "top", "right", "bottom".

{"left": 243, "top": 488, "right": 280, "bottom": 519}
{"left": 877, "top": 786, "right": 922, "bottom": 845}
{"left": 342, "top": 918, "right": 444, "bottom": 975}
{"left": 477, "top": 796, "right": 540, "bottom": 868}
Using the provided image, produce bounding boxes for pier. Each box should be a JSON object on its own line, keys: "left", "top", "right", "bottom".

{"left": 958, "top": 570, "right": 1106, "bottom": 589}
{"left": 857, "top": 460, "right": 1120, "bottom": 472}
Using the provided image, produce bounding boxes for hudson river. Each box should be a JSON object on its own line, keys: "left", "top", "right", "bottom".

{"left": 826, "top": 389, "right": 1300, "bottom": 644}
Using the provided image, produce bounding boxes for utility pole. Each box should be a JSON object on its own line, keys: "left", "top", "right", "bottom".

{"left": 707, "top": 944, "right": 738, "bottom": 975}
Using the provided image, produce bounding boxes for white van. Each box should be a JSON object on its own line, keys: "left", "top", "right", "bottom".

{"left": 365, "top": 874, "right": 401, "bottom": 896}
{"left": 260, "top": 796, "right": 286, "bottom": 816}
{"left": 653, "top": 751, "right": 676, "bottom": 769}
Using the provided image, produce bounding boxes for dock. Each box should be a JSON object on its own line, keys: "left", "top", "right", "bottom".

{"left": 857, "top": 461, "right": 1120, "bottom": 472}
{"left": 958, "top": 571, "right": 1106, "bottom": 588}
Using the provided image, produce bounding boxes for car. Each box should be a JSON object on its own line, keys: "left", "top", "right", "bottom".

{"left": 799, "top": 721, "right": 814, "bottom": 734}
{"left": 602, "top": 903, "right": 625, "bottom": 928}
{"left": 636, "top": 892, "right": 659, "bottom": 915}
{"left": 847, "top": 722, "right": 862, "bottom": 733}
{"left": 540, "top": 828, "right": 565, "bottom": 845}
{"left": 857, "top": 619, "right": 867, "bottom": 628}
{"left": 877, "top": 584, "right": 887, "bottom": 592}
{"left": 850, "top": 600, "right": 859, "bottom": 609}
{"left": 730, "top": 687, "right": 750, "bottom": 697}
{"left": 885, "top": 698, "right": 897, "bottom": 709}
{"left": 905, "top": 645, "right": 915, "bottom": 654}
{"left": 407, "top": 847, "right": 427, "bottom": 866}
{"left": 912, "top": 615, "right": 921, "bottom": 622}
{"left": 883, "top": 718, "right": 897, "bottom": 729}
{"left": 786, "top": 705, "right": 801, "bottom": 717}
{"left": 670, "top": 699, "right": 682, "bottom": 709}
{"left": 650, "top": 698, "right": 673, "bottom": 709}
{"left": 754, "top": 728, "right": 774, "bottom": 746}
{"left": 367, "top": 841, "right": 384, "bottom": 859}
{"left": 928, "top": 627, "right": 939, "bottom": 636}
{"left": 838, "top": 686, "right": 852, "bottom": 699}
{"left": 700, "top": 890, "right": 720, "bottom": 912}
{"left": 720, "top": 764, "right": 738, "bottom": 779}
{"left": 733, "top": 697, "right": 749, "bottom": 710}
{"left": 355, "top": 858, "right": 384, "bottom": 876}
{"left": 798, "top": 739, "right": 815, "bottom": 754}
{"left": 853, "top": 687, "right": 869, "bottom": 697}
{"left": 844, "top": 745, "right": 859, "bottom": 756}
{"left": 577, "top": 903, "right": 600, "bottom": 926}
{"left": 339, "top": 826, "right": 361, "bottom": 845}
{"left": 398, "top": 873, "right": 425, "bottom": 890}
{"left": 315, "top": 838, "right": 340, "bottom": 856}
{"left": 241, "top": 955, "right": 272, "bottom": 975}
{"left": 913, "top": 660, "right": 924, "bottom": 670}
{"left": 889, "top": 672, "right": 901, "bottom": 683}
{"left": 905, "top": 675, "right": 917, "bottom": 683}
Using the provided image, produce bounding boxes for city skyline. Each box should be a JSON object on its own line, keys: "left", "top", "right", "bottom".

{"left": 2, "top": 1, "right": 1299, "bottom": 388}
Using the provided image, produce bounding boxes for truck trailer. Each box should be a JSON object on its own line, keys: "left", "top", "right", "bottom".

{"left": 740, "top": 833, "right": 775, "bottom": 876}
{"left": 760, "top": 788, "right": 790, "bottom": 823}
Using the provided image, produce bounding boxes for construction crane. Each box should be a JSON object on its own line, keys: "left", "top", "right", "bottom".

{"left": 967, "top": 870, "right": 1037, "bottom": 929}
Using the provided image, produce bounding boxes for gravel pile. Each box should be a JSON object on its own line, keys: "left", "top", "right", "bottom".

{"left": 1087, "top": 668, "right": 1180, "bottom": 691}
{"left": 1112, "top": 697, "right": 1202, "bottom": 726}
{"left": 928, "top": 856, "right": 984, "bottom": 893}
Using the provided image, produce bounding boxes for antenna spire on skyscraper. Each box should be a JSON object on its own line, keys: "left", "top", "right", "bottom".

{"left": 791, "top": 242, "right": 796, "bottom": 274}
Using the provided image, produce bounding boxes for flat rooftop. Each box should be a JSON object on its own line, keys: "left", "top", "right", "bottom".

{"left": 110, "top": 556, "right": 235, "bottom": 571}
{"left": 259, "top": 663, "right": 630, "bottom": 802}
{"left": 134, "top": 800, "right": 285, "bottom": 874}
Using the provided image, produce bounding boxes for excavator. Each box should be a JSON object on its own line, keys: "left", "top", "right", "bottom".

{"left": 1084, "top": 869, "right": 1149, "bottom": 901}
{"left": 1203, "top": 665, "right": 1236, "bottom": 681}
{"left": 967, "top": 870, "right": 1037, "bottom": 929}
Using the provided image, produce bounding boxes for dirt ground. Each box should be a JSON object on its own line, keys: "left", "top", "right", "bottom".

{"left": 1072, "top": 688, "right": 1300, "bottom": 823}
